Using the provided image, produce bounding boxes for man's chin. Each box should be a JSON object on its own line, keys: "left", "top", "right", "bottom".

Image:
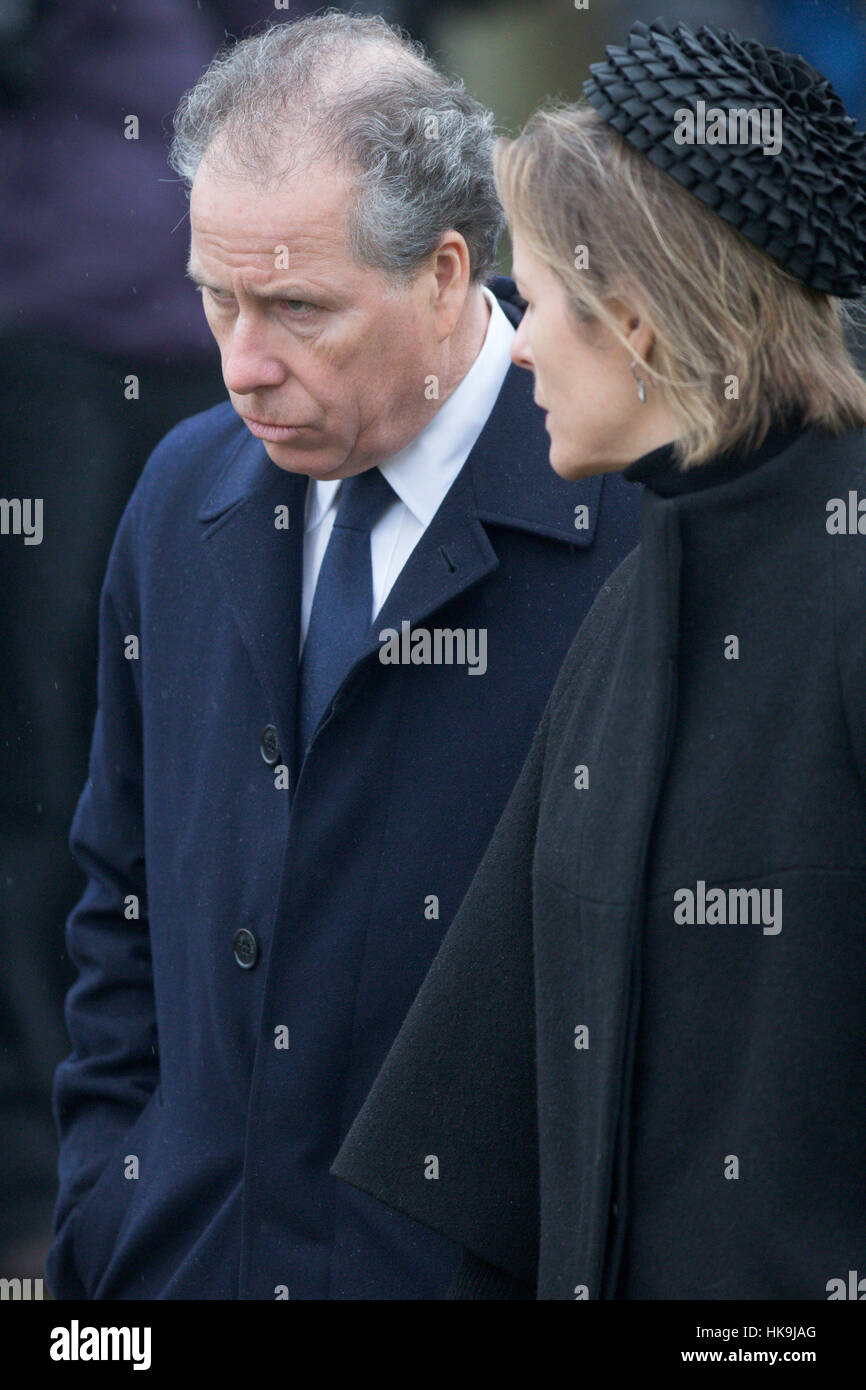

{"left": 259, "top": 436, "right": 342, "bottom": 477}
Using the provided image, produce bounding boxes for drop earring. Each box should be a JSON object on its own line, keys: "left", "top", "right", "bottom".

{"left": 630, "top": 360, "right": 647, "bottom": 404}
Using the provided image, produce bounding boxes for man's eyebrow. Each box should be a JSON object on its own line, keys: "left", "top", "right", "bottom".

{"left": 186, "top": 265, "right": 235, "bottom": 294}
{"left": 185, "top": 265, "right": 320, "bottom": 300}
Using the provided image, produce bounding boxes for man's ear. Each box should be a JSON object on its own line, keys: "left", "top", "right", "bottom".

{"left": 429, "top": 230, "right": 471, "bottom": 339}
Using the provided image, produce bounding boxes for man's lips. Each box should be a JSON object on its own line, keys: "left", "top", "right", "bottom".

{"left": 242, "top": 416, "right": 313, "bottom": 441}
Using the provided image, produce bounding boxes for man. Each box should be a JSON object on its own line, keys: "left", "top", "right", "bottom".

{"left": 47, "top": 13, "right": 639, "bottom": 1300}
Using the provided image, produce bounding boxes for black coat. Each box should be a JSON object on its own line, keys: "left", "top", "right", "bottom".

{"left": 333, "top": 416, "right": 866, "bottom": 1299}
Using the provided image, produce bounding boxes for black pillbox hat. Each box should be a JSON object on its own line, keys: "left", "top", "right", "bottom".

{"left": 583, "top": 16, "right": 866, "bottom": 298}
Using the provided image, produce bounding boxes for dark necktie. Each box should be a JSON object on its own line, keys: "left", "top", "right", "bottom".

{"left": 297, "top": 466, "right": 396, "bottom": 758}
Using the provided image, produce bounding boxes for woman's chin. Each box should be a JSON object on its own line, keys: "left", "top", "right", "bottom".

{"left": 548, "top": 443, "right": 605, "bottom": 481}
{"left": 547, "top": 435, "right": 576, "bottom": 477}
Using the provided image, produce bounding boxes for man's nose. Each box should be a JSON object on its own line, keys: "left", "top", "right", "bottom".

{"left": 510, "top": 314, "right": 534, "bottom": 372}
{"left": 220, "top": 315, "right": 287, "bottom": 396}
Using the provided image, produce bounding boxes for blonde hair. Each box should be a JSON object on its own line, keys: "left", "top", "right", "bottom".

{"left": 494, "top": 102, "right": 866, "bottom": 468}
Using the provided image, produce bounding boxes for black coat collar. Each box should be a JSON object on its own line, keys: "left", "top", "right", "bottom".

{"left": 624, "top": 410, "right": 811, "bottom": 498}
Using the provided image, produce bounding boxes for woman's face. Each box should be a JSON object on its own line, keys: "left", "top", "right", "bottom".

{"left": 509, "top": 233, "right": 668, "bottom": 479}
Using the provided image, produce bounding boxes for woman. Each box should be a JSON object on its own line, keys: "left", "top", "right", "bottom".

{"left": 332, "top": 17, "right": 866, "bottom": 1299}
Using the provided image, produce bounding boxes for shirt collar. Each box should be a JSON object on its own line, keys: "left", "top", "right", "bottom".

{"left": 305, "top": 286, "right": 515, "bottom": 531}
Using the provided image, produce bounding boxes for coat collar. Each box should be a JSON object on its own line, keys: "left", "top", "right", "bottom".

{"left": 623, "top": 410, "right": 812, "bottom": 498}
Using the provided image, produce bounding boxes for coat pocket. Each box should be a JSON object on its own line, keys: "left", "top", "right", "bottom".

{"left": 71, "top": 1083, "right": 163, "bottom": 1298}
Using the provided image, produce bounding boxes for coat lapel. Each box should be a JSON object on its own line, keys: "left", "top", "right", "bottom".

{"left": 198, "top": 430, "right": 307, "bottom": 770}
{"left": 352, "top": 360, "right": 602, "bottom": 671}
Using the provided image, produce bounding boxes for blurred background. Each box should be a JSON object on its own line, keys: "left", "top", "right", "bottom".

{"left": 1, "top": 0, "right": 865, "bottom": 1288}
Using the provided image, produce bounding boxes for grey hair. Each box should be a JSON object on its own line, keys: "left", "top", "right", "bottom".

{"left": 169, "top": 10, "right": 504, "bottom": 284}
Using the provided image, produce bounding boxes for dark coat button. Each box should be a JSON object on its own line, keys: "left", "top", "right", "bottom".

{"left": 233, "top": 928, "right": 258, "bottom": 970}
{"left": 260, "top": 725, "right": 280, "bottom": 764}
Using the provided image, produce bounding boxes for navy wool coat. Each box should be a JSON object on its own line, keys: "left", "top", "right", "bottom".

{"left": 47, "top": 282, "right": 640, "bottom": 1300}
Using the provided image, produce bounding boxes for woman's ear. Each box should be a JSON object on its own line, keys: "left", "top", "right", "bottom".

{"left": 624, "top": 306, "right": 656, "bottom": 365}
{"left": 608, "top": 295, "right": 656, "bottom": 363}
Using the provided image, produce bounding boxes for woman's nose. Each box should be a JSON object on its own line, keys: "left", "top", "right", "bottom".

{"left": 510, "top": 313, "right": 534, "bottom": 372}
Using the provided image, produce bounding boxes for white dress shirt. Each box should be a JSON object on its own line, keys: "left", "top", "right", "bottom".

{"left": 300, "top": 285, "right": 516, "bottom": 650}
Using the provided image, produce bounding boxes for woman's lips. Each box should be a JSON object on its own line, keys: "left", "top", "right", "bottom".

{"left": 243, "top": 417, "right": 312, "bottom": 442}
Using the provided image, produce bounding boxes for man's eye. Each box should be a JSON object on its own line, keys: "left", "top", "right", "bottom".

{"left": 205, "top": 287, "right": 234, "bottom": 305}
{"left": 281, "top": 300, "right": 314, "bottom": 314}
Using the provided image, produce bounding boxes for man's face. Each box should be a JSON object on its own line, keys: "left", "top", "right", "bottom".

{"left": 189, "top": 146, "right": 442, "bottom": 478}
